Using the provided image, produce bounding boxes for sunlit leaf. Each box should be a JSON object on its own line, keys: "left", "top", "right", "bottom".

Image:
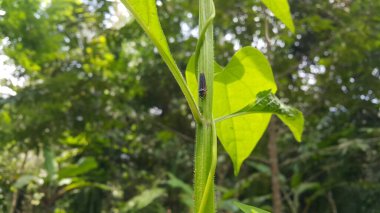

{"left": 218, "top": 90, "right": 304, "bottom": 142}
{"left": 120, "top": 0, "right": 199, "bottom": 121}
{"left": 214, "top": 47, "right": 277, "bottom": 175}
{"left": 186, "top": 47, "right": 277, "bottom": 175}
{"left": 61, "top": 180, "right": 111, "bottom": 192}
{"left": 261, "top": 0, "right": 295, "bottom": 33}
{"left": 120, "top": 0, "right": 172, "bottom": 63}
{"left": 234, "top": 201, "right": 270, "bottom": 213}
{"left": 0, "top": 111, "right": 11, "bottom": 124}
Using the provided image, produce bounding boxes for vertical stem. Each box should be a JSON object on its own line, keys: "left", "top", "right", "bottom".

{"left": 263, "top": 8, "right": 283, "bottom": 212}
{"left": 268, "top": 118, "right": 283, "bottom": 213}
{"left": 327, "top": 191, "right": 338, "bottom": 213}
{"left": 194, "top": 0, "right": 215, "bottom": 212}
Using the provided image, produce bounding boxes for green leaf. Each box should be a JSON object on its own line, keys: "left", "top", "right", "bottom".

{"left": 123, "top": 188, "right": 165, "bottom": 211}
{"left": 167, "top": 173, "right": 193, "bottom": 209}
{"left": 167, "top": 173, "right": 193, "bottom": 195}
{"left": 214, "top": 47, "right": 277, "bottom": 175}
{"left": 261, "top": 0, "right": 295, "bottom": 33}
{"left": 234, "top": 201, "right": 270, "bottom": 213}
{"left": 186, "top": 47, "right": 304, "bottom": 176}
{"left": 1, "top": 111, "right": 11, "bottom": 124}
{"left": 216, "top": 90, "right": 304, "bottom": 142}
{"left": 293, "top": 182, "right": 320, "bottom": 197}
{"left": 120, "top": 0, "right": 201, "bottom": 122}
{"left": 13, "top": 175, "right": 37, "bottom": 189}
{"left": 186, "top": 47, "right": 277, "bottom": 175}
{"left": 58, "top": 157, "right": 98, "bottom": 178}
{"left": 120, "top": 0, "right": 172, "bottom": 64}
{"left": 61, "top": 180, "right": 111, "bottom": 193}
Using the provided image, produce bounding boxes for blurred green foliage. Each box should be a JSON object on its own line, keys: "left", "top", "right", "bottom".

{"left": 0, "top": 0, "right": 379, "bottom": 212}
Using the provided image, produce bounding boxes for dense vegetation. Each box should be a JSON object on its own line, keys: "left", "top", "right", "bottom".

{"left": 0, "top": 0, "right": 379, "bottom": 212}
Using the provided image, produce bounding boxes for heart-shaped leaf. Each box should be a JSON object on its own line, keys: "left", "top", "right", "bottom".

{"left": 216, "top": 90, "right": 304, "bottom": 142}
{"left": 186, "top": 47, "right": 277, "bottom": 175}
{"left": 261, "top": 0, "right": 295, "bottom": 33}
{"left": 213, "top": 47, "right": 277, "bottom": 175}
{"left": 234, "top": 201, "right": 270, "bottom": 213}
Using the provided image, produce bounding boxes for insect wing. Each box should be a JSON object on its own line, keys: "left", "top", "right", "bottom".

{"left": 199, "top": 73, "right": 207, "bottom": 98}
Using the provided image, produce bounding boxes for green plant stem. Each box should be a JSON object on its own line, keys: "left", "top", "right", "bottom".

{"left": 194, "top": 0, "right": 215, "bottom": 212}
{"left": 198, "top": 121, "right": 217, "bottom": 212}
{"left": 194, "top": 2, "right": 215, "bottom": 79}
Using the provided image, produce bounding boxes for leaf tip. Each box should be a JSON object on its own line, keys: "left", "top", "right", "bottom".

{"left": 233, "top": 161, "right": 242, "bottom": 176}
{"left": 295, "top": 111, "right": 305, "bottom": 142}
{"left": 289, "top": 24, "right": 296, "bottom": 34}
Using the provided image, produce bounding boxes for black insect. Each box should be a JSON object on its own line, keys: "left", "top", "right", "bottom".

{"left": 199, "top": 73, "right": 207, "bottom": 99}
